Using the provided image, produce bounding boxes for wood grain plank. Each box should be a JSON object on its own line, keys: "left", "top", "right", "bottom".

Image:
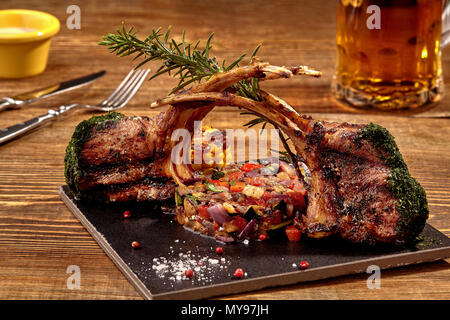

{"left": 0, "top": 0, "right": 449, "bottom": 300}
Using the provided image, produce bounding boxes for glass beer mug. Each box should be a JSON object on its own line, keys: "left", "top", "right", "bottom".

{"left": 332, "top": 0, "right": 450, "bottom": 111}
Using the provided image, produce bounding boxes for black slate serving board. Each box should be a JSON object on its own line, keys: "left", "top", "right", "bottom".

{"left": 59, "top": 185, "right": 450, "bottom": 300}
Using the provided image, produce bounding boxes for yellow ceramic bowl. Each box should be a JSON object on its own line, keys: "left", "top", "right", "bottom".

{"left": 0, "top": 9, "right": 60, "bottom": 78}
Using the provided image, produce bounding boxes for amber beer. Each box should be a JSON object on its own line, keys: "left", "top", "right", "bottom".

{"left": 332, "top": 0, "right": 444, "bottom": 110}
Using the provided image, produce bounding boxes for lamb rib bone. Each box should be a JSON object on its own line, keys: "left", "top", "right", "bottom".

{"left": 156, "top": 62, "right": 319, "bottom": 185}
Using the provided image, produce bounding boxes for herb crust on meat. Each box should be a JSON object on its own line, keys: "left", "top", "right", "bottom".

{"left": 65, "top": 112, "right": 125, "bottom": 199}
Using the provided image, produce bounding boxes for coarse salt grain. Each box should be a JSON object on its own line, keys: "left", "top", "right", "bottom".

{"left": 147, "top": 246, "right": 233, "bottom": 287}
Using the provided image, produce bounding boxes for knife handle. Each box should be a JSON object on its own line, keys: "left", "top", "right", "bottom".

{"left": 0, "top": 104, "right": 79, "bottom": 145}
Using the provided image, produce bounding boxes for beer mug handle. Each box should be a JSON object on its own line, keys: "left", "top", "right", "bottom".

{"left": 442, "top": 0, "right": 450, "bottom": 47}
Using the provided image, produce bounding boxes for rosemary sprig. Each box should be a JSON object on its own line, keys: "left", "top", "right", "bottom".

{"left": 100, "top": 25, "right": 300, "bottom": 169}
{"left": 100, "top": 24, "right": 260, "bottom": 96}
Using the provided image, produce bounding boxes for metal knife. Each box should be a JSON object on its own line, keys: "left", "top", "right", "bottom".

{"left": 0, "top": 70, "right": 106, "bottom": 112}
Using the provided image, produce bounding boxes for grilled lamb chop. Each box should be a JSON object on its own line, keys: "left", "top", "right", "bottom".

{"left": 64, "top": 113, "right": 175, "bottom": 202}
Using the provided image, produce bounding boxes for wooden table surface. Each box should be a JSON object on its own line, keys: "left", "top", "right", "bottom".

{"left": 0, "top": 0, "right": 449, "bottom": 300}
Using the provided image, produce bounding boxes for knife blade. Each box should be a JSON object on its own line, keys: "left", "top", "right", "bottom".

{"left": 0, "top": 70, "right": 106, "bottom": 112}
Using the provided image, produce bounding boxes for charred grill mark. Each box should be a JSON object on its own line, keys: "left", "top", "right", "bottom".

{"left": 81, "top": 177, "right": 176, "bottom": 202}
{"left": 319, "top": 151, "right": 342, "bottom": 182}
{"left": 77, "top": 159, "right": 166, "bottom": 190}
{"left": 306, "top": 122, "right": 325, "bottom": 148}
{"left": 294, "top": 129, "right": 303, "bottom": 137}
{"left": 254, "top": 70, "right": 266, "bottom": 79}
{"left": 78, "top": 156, "right": 158, "bottom": 173}
{"left": 352, "top": 133, "right": 363, "bottom": 149}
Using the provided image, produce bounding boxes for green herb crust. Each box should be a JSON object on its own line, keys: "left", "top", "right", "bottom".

{"left": 360, "top": 123, "right": 429, "bottom": 243}
{"left": 64, "top": 112, "right": 125, "bottom": 198}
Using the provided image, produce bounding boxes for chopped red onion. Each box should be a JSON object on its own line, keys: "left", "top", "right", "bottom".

{"left": 237, "top": 219, "right": 256, "bottom": 240}
{"left": 207, "top": 204, "right": 231, "bottom": 225}
{"left": 244, "top": 170, "right": 259, "bottom": 178}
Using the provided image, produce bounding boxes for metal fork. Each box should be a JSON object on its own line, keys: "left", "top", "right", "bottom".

{"left": 0, "top": 69, "right": 150, "bottom": 145}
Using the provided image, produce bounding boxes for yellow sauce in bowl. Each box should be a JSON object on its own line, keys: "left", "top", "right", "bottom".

{"left": 0, "top": 27, "right": 38, "bottom": 35}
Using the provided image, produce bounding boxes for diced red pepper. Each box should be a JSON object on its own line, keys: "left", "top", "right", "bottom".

{"left": 207, "top": 178, "right": 221, "bottom": 185}
{"left": 229, "top": 171, "right": 244, "bottom": 181}
{"left": 285, "top": 225, "right": 301, "bottom": 242}
{"left": 197, "top": 205, "right": 210, "bottom": 220}
{"left": 231, "top": 216, "right": 247, "bottom": 232}
{"left": 269, "top": 210, "right": 282, "bottom": 225}
{"left": 262, "top": 191, "right": 273, "bottom": 201}
{"left": 240, "top": 163, "right": 262, "bottom": 172}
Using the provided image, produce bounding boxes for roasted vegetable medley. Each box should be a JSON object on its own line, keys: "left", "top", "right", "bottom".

{"left": 175, "top": 159, "right": 307, "bottom": 243}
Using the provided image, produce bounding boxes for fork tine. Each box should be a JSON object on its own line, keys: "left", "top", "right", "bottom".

{"left": 100, "top": 69, "right": 140, "bottom": 106}
{"left": 106, "top": 69, "right": 145, "bottom": 107}
{"left": 112, "top": 69, "right": 151, "bottom": 108}
{"left": 107, "top": 69, "right": 150, "bottom": 109}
